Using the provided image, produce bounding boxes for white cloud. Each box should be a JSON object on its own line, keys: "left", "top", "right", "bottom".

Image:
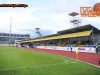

{"left": 0, "top": 8, "right": 38, "bottom": 31}
{"left": 82, "top": 17, "right": 100, "bottom": 23}
{"left": 44, "top": 0, "right": 100, "bottom": 28}
{"left": 38, "top": 13, "right": 71, "bottom": 31}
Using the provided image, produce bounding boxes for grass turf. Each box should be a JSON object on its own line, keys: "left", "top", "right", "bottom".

{"left": 0, "top": 46, "right": 100, "bottom": 75}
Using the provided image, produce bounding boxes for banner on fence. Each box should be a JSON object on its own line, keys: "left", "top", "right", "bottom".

{"left": 37, "top": 46, "right": 96, "bottom": 53}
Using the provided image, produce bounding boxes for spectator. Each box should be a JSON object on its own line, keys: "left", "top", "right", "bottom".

{"left": 95, "top": 44, "right": 99, "bottom": 53}
{"left": 70, "top": 46, "right": 72, "bottom": 52}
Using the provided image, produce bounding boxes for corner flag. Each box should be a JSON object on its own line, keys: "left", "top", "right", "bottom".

{"left": 76, "top": 47, "right": 78, "bottom": 54}
{"left": 76, "top": 47, "right": 79, "bottom": 61}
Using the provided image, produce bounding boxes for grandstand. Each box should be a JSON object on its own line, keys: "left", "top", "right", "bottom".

{"left": 20, "top": 24, "right": 100, "bottom": 47}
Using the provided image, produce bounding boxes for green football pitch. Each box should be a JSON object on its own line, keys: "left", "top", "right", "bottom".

{"left": 0, "top": 46, "right": 100, "bottom": 75}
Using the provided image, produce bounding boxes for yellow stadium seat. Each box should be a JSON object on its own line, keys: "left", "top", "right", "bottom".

{"left": 61, "top": 42, "right": 67, "bottom": 46}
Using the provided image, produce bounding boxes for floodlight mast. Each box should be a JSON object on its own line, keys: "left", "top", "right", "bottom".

{"left": 68, "top": 12, "right": 82, "bottom": 28}
{"left": 9, "top": 18, "right": 12, "bottom": 46}
{"left": 35, "top": 28, "right": 42, "bottom": 38}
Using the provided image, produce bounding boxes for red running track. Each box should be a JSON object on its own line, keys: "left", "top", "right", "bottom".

{"left": 23, "top": 48, "right": 100, "bottom": 67}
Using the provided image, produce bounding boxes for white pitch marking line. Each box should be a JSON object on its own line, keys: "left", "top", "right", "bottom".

{"left": 57, "top": 55, "right": 100, "bottom": 68}
{"left": 0, "top": 60, "right": 77, "bottom": 71}
{"left": 65, "top": 60, "right": 77, "bottom": 63}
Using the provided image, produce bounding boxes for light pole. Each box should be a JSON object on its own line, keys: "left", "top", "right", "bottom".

{"left": 9, "top": 18, "right": 12, "bottom": 46}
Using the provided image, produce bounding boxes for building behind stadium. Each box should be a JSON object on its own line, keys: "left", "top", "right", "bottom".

{"left": 0, "top": 33, "right": 30, "bottom": 44}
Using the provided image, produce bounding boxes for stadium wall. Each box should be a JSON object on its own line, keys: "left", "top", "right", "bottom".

{"left": 36, "top": 46, "right": 96, "bottom": 53}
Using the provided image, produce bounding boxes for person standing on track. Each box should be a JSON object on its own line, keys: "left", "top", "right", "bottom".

{"left": 70, "top": 46, "right": 72, "bottom": 52}
{"left": 95, "top": 44, "right": 99, "bottom": 53}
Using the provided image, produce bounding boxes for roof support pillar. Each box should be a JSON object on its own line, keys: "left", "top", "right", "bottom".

{"left": 92, "top": 27, "right": 94, "bottom": 45}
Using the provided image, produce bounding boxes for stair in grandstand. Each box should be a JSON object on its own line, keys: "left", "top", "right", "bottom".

{"left": 73, "top": 43, "right": 77, "bottom": 47}
{"left": 73, "top": 42, "right": 84, "bottom": 47}
{"left": 57, "top": 42, "right": 61, "bottom": 46}
{"left": 61, "top": 42, "right": 67, "bottom": 47}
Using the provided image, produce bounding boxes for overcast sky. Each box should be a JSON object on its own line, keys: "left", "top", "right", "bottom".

{"left": 0, "top": 0, "right": 100, "bottom": 38}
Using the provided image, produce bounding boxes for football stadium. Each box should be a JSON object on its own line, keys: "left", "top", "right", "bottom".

{"left": 0, "top": 2, "right": 100, "bottom": 75}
